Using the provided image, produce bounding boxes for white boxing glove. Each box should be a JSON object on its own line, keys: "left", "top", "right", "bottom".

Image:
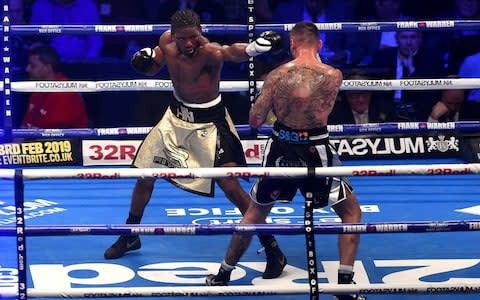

{"left": 245, "top": 31, "right": 283, "bottom": 57}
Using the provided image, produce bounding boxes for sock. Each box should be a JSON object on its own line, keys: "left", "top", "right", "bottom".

{"left": 339, "top": 264, "right": 354, "bottom": 273}
{"left": 215, "top": 260, "right": 234, "bottom": 282}
{"left": 126, "top": 213, "right": 142, "bottom": 224}
{"left": 220, "top": 260, "right": 235, "bottom": 272}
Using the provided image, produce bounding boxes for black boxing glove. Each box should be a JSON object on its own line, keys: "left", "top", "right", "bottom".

{"left": 245, "top": 31, "right": 283, "bottom": 57}
{"left": 131, "top": 47, "right": 156, "bottom": 74}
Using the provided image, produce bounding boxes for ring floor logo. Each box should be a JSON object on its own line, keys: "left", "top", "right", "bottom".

{"left": 0, "top": 267, "right": 17, "bottom": 295}
{"left": 25, "top": 259, "right": 480, "bottom": 288}
{"left": 164, "top": 205, "right": 381, "bottom": 225}
{"left": 0, "top": 199, "right": 67, "bottom": 225}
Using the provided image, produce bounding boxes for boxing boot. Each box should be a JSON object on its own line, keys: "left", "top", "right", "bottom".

{"left": 333, "top": 272, "right": 368, "bottom": 300}
{"left": 258, "top": 235, "right": 287, "bottom": 279}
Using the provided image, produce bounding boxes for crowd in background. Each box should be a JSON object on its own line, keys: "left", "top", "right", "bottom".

{"left": 6, "top": 0, "right": 480, "bottom": 129}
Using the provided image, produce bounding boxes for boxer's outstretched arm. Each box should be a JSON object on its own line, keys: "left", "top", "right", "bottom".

{"left": 220, "top": 31, "right": 283, "bottom": 63}
{"left": 220, "top": 43, "right": 250, "bottom": 62}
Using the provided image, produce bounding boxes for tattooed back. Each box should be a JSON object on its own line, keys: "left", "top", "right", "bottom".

{"left": 260, "top": 61, "right": 343, "bottom": 129}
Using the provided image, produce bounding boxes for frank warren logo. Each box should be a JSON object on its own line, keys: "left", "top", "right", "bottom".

{"left": 330, "top": 135, "right": 460, "bottom": 156}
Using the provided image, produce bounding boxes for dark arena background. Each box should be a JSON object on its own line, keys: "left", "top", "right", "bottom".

{"left": 1, "top": 1, "right": 480, "bottom": 299}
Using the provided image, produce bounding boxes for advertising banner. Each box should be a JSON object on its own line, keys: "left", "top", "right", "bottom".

{"left": 81, "top": 133, "right": 463, "bottom": 166}
{"left": 0, "top": 139, "right": 81, "bottom": 167}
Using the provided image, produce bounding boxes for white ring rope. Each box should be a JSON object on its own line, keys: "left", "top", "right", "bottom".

{"left": 0, "top": 169, "right": 14, "bottom": 179}
{"left": 1, "top": 282, "right": 479, "bottom": 298}
{"left": 4, "top": 78, "right": 480, "bottom": 93}
{"left": 0, "top": 163, "right": 478, "bottom": 180}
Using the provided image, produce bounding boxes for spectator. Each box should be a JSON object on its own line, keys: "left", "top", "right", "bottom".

{"left": 9, "top": 0, "right": 26, "bottom": 24}
{"left": 354, "top": 0, "right": 414, "bottom": 65}
{"left": 9, "top": 0, "right": 32, "bottom": 71}
{"left": 432, "top": 0, "right": 480, "bottom": 73}
{"left": 459, "top": 51, "right": 480, "bottom": 102}
{"left": 10, "top": 0, "right": 33, "bottom": 127}
{"left": 97, "top": 0, "right": 152, "bottom": 60}
{"left": 303, "top": 0, "right": 356, "bottom": 66}
{"left": 21, "top": 44, "right": 89, "bottom": 128}
{"left": 371, "top": 30, "right": 446, "bottom": 121}
{"left": 329, "top": 69, "right": 398, "bottom": 124}
{"left": 449, "top": 0, "right": 480, "bottom": 72}
{"left": 428, "top": 84, "right": 480, "bottom": 122}
{"left": 30, "top": 0, "right": 103, "bottom": 62}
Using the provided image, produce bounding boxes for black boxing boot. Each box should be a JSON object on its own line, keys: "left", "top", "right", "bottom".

{"left": 258, "top": 235, "right": 287, "bottom": 279}
{"left": 206, "top": 261, "right": 234, "bottom": 286}
{"left": 104, "top": 214, "right": 142, "bottom": 259}
{"left": 333, "top": 271, "right": 368, "bottom": 300}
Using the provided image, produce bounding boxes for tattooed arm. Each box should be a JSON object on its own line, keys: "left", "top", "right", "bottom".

{"left": 249, "top": 68, "right": 283, "bottom": 128}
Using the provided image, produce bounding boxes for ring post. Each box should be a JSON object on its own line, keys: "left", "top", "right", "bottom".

{"left": 305, "top": 192, "right": 319, "bottom": 300}
{"left": 246, "top": 0, "right": 259, "bottom": 138}
{"left": 14, "top": 169, "right": 27, "bottom": 300}
{"left": 2, "top": 0, "right": 13, "bottom": 143}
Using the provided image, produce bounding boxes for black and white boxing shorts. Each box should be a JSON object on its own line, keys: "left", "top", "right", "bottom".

{"left": 250, "top": 122, "right": 353, "bottom": 208}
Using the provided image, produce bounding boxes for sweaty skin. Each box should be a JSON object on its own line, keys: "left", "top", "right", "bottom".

{"left": 147, "top": 27, "right": 250, "bottom": 103}
{"left": 250, "top": 60, "right": 342, "bottom": 129}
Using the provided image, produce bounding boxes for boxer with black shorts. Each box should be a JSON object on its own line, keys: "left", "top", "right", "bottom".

{"left": 207, "top": 21, "right": 366, "bottom": 300}
{"left": 104, "top": 9, "right": 286, "bottom": 280}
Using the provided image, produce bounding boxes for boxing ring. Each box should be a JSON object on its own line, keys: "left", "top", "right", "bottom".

{"left": 2, "top": 2, "right": 480, "bottom": 300}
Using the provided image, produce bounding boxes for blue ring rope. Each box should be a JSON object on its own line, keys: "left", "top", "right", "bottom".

{"left": 9, "top": 20, "right": 480, "bottom": 35}
{"left": 1, "top": 121, "right": 479, "bottom": 139}
{"left": 0, "top": 220, "right": 479, "bottom": 236}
